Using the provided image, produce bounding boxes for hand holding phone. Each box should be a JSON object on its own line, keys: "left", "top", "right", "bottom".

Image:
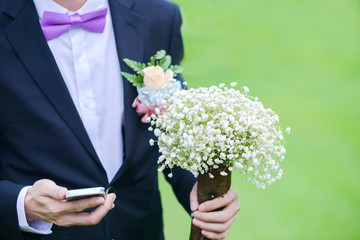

{"left": 25, "top": 180, "right": 116, "bottom": 227}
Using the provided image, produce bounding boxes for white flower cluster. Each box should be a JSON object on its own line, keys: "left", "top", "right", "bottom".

{"left": 150, "top": 84, "right": 289, "bottom": 189}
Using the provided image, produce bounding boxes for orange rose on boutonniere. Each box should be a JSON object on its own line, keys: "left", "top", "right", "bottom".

{"left": 142, "top": 66, "right": 174, "bottom": 90}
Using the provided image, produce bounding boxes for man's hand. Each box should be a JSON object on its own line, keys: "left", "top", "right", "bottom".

{"left": 25, "top": 179, "right": 116, "bottom": 227}
{"left": 190, "top": 182, "right": 241, "bottom": 239}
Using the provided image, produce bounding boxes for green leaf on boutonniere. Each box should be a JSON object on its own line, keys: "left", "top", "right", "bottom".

{"left": 169, "top": 65, "right": 184, "bottom": 77}
{"left": 149, "top": 50, "right": 167, "bottom": 66}
{"left": 121, "top": 72, "right": 143, "bottom": 88}
{"left": 123, "top": 58, "right": 147, "bottom": 76}
{"left": 158, "top": 55, "right": 171, "bottom": 70}
{"left": 155, "top": 50, "right": 166, "bottom": 59}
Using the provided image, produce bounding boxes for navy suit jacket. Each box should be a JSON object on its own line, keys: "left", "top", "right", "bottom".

{"left": 0, "top": 0, "right": 196, "bottom": 239}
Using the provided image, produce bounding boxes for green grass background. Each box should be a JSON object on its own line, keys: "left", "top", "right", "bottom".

{"left": 158, "top": 0, "right": 360, "bottom": 239}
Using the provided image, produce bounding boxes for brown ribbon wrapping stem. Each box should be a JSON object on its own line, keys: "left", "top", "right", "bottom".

{"left": 189, "top": 165, "right": 232, "bottom": 240}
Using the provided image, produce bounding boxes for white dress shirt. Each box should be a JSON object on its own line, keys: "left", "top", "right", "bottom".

{"left": 17, "top": 0, "right": 124, "bottom": 234}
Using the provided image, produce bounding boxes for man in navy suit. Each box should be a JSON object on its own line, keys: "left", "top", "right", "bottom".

{"left": 0, "top": 0, "right": 241, "bottom": 239}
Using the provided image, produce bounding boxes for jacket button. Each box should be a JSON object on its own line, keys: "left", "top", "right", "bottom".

{"left": 106, "top": 186, "right": 116, "bottom": 194}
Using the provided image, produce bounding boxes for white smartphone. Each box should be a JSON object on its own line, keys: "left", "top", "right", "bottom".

{"left": 65, "top": 187, "right": 106, "bottom": 201}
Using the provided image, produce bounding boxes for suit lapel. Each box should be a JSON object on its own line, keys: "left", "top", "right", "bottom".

{"left": 4, "top": 0, "right": 103, "bottom": 170}
{"left": 108, "top": 0, "right": 145, "bottom": 182}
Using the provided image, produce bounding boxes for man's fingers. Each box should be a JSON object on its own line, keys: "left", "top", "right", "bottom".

{"left": 202, "top": 229, "right": 229, "bottom": 240}
{"left": 83, "top": 193, "right": 116, "bottom": 225}
{"left": 37, "top": 195, "right": 106, "bottom": 223}
{"left": 60, "top": 196, "right": 106, "bottom": 214}
{"left": 194, "top": 200, "right": 241, "bottom": 223}
{"left": 192, "top": 188, "right": 240, "bottom": 239}
{"left": 53, "top": 193, "right": 116, "bottom": 227}
{"left": 193, "top": 215, "right": 237, "bottom": 233}
{"left": 190, "top": 182, "right": 199, "bottom": 211}
{"left": 198, "top": 189, "right": 238, "bottom": 212}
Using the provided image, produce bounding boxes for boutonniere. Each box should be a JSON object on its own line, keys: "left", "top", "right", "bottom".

{"left": 121, "top": 50, "right": 184, "bottom": 123}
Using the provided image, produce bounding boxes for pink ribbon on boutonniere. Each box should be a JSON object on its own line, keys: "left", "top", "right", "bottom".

{"left": 132, "top": 97, "right": 168, "bottom": 123}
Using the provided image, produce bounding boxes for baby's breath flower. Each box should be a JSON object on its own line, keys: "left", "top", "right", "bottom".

{"left": 150, "top": 85, "right": 288, "bottom": 188}
{"left": 234, "top": 162, "right": 243, "bottom": 169}
{"left": 286, "top": 127, "right": 291, "bottom": 134}
{"left": 220, "top": 171, "right": 228, "bottom": 176}
{"left": 154, "top": 128, "right": 161, "bottom": 137}
{"left": 158, "top": 165, "right": 165, "bottom": 172}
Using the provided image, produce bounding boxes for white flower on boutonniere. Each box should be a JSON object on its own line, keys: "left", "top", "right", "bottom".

{"left": 121, "top": 50, "right": 184, "bottom": 123}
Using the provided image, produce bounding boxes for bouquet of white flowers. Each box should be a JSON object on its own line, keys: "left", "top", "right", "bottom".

{"left": 149, "top": 83, "right": 289, "bottom": 240}
{"left": 150, "top": 83, "right": 289, "bottom": 188}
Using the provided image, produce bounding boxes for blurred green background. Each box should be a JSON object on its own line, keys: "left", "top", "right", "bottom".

{"left": 158, "top": 0, "right": 360, "bottom": 239}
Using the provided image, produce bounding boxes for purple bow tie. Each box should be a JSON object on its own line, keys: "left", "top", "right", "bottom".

{"left": 41, "top": 7, "right": 108, "bottom": 41}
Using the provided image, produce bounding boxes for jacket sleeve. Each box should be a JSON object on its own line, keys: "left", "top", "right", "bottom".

{"left": 163, "top": 3, "right": 197, "bottom": 215}
{"left": 167, "top": 3, "right": 184, "bottom": 68}
{"left": 0, "top": 180, "right": 26, "bottom": 239}
{"left": 163, "top": 167, "right": 196, "bottom": 215}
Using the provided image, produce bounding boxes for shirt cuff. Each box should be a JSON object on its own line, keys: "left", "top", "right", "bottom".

{"left": 17, "top": 186, "right": 53, "bottom": 234}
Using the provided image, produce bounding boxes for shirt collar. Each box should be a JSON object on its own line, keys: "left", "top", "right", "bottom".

{"left": 33, "top": 0, "right": 108, "bottom": 19}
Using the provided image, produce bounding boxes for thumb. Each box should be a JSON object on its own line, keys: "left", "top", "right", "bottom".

{"left": 190, "top": 182, "right": 199, "bottom": 212}
{"left": 53, "top": 186, "right": 67, "bottom": 200}
{"left": 34, "top": 179, "right": 67, "bottom": 200}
